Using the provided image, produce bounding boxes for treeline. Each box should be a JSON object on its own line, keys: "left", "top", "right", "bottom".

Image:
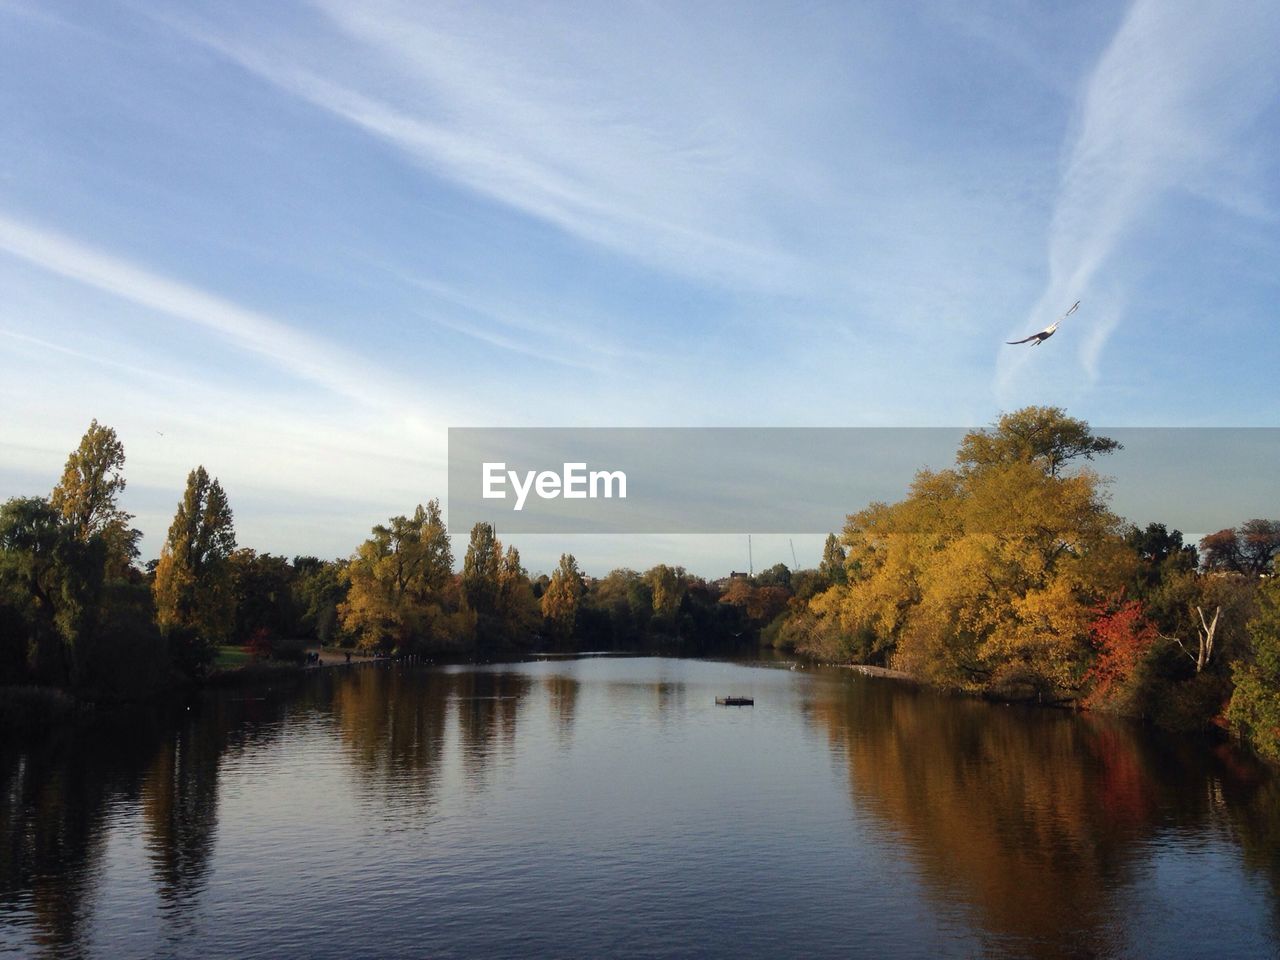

{"left": 5, "top": 409, "right": 1280, "bottom": 764}
{"left": 0, "top": 420, "right": 799, "bottom": 702}
{"left": 765, "top": 407, "right": 1280, "bottom": 760}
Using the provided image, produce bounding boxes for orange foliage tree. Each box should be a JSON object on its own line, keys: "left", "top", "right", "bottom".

{"left": 1084, "top": 600, "right": 1158, "bottom": 713}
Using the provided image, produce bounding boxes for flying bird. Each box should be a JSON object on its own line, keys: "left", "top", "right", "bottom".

{"left": 1007, "top": 300, "right": 1080, "bottom": 346}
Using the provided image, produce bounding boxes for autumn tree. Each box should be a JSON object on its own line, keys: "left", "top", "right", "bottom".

{"left": 801, "top": 408, "right": 1134, "bottom": 694}
{"left": 152, "top": 467, "right": 237, "bottom": 673}
{"left": 956, "top": 406, "right": 1121, "bottom": 477}
{"left": 339, "top": 500, "right": 458, "bottom": 653}
{"left": 1200, "top": 520, "right": 1280, "bottom": 575}
{"left": 1083, "top": 600, "right": 1159, "bottom": 713}
{"left": 49, "top": 419, "right": 140, "bottom": 577}
{"left": 496, "top": 545, "right": 539, "bottom": 645}
{"left": 646, "top": 564, "right": 687, "bottom": 620}
{"left": 541, "top": 554, "right": 583, "bottom": 643}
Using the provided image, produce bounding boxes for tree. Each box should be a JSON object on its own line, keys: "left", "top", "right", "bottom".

{"left": 1, "top": 494, "right": 167, "bottom": 695}
{"left": 646, "top": 564, "right": 686, "bottom": 620}
{"left": 1149, "top": 569, "right": 1258, "bottom": 674}
{"left": 0, "top": 496, "right": 104, "bottom": 684}
{"left": 756, "top": 563, "right": 792, "bottom": 590}
{"left": 1125, "top": 522, "right": 1198, "bottom": 586}
{"left": 819, "top": 533, "right": 847, "bottom": 585}
{"left": 462, "top": 522, "right": 502, "bottom": 617}
{"left": 49, "top": 420, "right": 140, "bottom": 576}
{"left": 152, "top": 467, "right": 236, "bottom": 673}
{"left": 1084, "top": 600, "right": 1159, "bottom": 713}
{"left": 541, "top": 554, "right": 583, "bottom": 643}
{"left": 228, "top": 550, "right": 299, "bottom": 648}
{"left": 339, "top": 500, "right": 456, "bottom": 653}
{"left": 1200, "top": 520, "right": 1280, "bottom": 575}
{"left": 292, "top": 557, "right": 349, "bottom": 645}
{"left": 496, "top": 545, "right": 538, "bottom": 646}
{"left": 794, "top": 407, "right": 1133, "bottom": 694}
{"left": 1228, "top": 577, "right": 1280, "bottom": 760}
{"left": 956, "top": 406, "right": 1121, "bottom": 477}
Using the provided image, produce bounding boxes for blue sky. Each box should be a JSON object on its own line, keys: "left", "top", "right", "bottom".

{"left": 1, "top": 0, "right": 1278, "bottom": 575}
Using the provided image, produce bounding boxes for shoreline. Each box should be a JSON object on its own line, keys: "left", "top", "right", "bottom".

{"left": 842, "top": 663, "right": 919, "bottom": 684}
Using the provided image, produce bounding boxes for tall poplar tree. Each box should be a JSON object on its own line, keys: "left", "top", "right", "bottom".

{"left": 153, "top": 467, "right": 236, "bottom": 670}
{"left": 462, "top": 522, "right": 501, "bottom": 617}
{"left": 50, "top": 419, "right": 140, "bottom": 576}
{"left": 541, "top": 554, "right": 583, "bottom": 642}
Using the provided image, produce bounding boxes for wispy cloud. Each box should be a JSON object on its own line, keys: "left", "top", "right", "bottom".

{"left": 153, "top": 1, "right": 815, "bottom": 295}
{"left": 379, "top": 269, "right": 644, "bottom": 373}
{"left": 0, "top": 212, "right": 416, "bottom": 411}
{"left": 999, "top": 0, "right": 1280, "bottom": 390}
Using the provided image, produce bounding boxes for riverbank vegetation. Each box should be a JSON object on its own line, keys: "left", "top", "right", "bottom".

{"left": 770, "top": 407, "right": 1280, "bottom": 758}
{"left": 2, "top": 409, "right": 1279, "bottom": 760}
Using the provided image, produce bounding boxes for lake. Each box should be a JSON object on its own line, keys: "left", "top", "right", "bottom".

{"left": 3, "top": 657, "right": 1279, "bottom": 958}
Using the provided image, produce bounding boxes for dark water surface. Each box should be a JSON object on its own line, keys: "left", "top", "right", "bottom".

{"left": 3, "top": 657, "right": 1279, "bottom": 959}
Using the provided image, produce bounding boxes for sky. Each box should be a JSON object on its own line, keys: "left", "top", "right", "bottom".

{"left": 1, "top": 0, "right": 1278, "bottom": 576}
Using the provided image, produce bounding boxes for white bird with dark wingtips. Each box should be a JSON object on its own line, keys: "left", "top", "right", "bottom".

{"left": 1006, "top": 300, "right": 1080, "bottom": 346}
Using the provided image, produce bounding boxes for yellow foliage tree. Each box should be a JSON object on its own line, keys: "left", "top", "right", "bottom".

{"left": 541, "top": 554, "right": 583, "bottom": 642}
{"left": 801, "top": 409, "right": 1137, "bottom": 695}
{"left": 338, "top": 500, "right": 456, "bottom": 653}
{"left": 50, "top": 419, "right": 140, "bottom": 577}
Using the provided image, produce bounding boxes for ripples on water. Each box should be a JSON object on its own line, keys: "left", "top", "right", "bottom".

{"left": 2, "top": 657, "right": 1279, "bottom": 958}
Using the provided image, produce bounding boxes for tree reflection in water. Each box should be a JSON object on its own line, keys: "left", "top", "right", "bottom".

{"left": 2, "top": 660, "right": 1278, "bottom": 958}
{"left": 808, "top": 672, "right": 1280, "bottom": 957}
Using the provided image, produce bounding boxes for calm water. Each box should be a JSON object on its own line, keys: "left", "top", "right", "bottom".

{"left": 3, "top": 657, "right": 1279, "bottom": 959}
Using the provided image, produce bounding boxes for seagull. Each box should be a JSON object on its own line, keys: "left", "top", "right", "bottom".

{"left": 1007, "top": 300, "right": 1080, "bottom": 346}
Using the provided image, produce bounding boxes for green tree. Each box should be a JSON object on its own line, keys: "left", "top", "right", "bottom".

{"left": 152, "top": 467, "right": 236, "bottom": 674}
{"left": 1228, "top": 576, "right": 1280, "bottom": 760}
{"left": 0, "top": 496, "right": 104, "bottom": 684}
{"left": 819, "top": 533, "right": 847, "bottom": 585}
{"left": 228, "top": 550, "right": 300, "bottom": 651}
{"left": 49, "top": 420, "right": 140, "bottom": 577}
{"left": 292, "top": 557, "right": 349, "bottom": 645}
{"left": 756, "top": 563, "right": 792, "bottom": 590}
{"left": 462, "top": 522, "right": 502, "bottom": 617}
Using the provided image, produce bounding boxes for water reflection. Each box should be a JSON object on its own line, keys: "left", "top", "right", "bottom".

{"left": 809, "top": 674, "right": 1280, "bottom": 956}
{"left": 544, "top": 672, "right": 580, "bottom": 742}
{"left": 452, "top": 669, "right": 533, "bottom": 788}
{"left": 331, "top": 668, "right": 452, "bottom": 817}
{"left": 1, "top": 660, "right": 1278, "bottom": 959}
{"left": 0, "top": 688, "right": 293, "bottom": 955}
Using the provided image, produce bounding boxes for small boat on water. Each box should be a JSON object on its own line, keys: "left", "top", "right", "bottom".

{"left": 715, "top": 696, "right": 754, "bottom": 706}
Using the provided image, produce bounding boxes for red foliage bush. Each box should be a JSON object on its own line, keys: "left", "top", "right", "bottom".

{"left": 1084, "top": 600, "right": 1158, "bottom": 711}
{"left": 246, "top": 626, "right": 274, "bottom": 660}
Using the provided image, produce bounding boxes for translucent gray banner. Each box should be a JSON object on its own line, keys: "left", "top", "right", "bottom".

{"left": 447, "top": 428, "right": 1278, "bottom": 534}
